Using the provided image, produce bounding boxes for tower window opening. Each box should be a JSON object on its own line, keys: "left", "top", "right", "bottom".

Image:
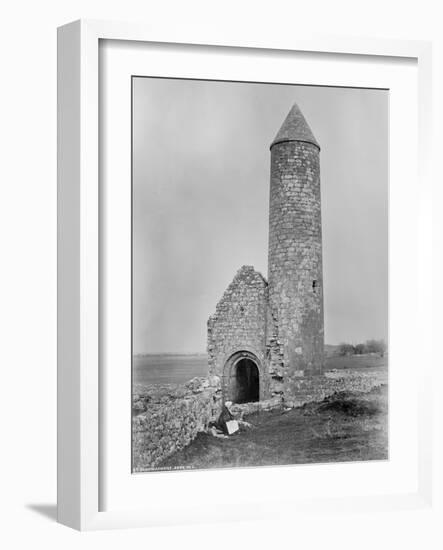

{"left": 312, "top": 280, "right": 317, "bottom": 291}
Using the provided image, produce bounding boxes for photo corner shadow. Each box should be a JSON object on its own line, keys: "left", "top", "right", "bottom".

{"left": 26, "top": 503, "right": 58, "bottom": 522}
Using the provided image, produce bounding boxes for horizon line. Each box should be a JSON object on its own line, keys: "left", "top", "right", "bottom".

{"left": 133, "top": 341, "right": 387, "bottom": 356}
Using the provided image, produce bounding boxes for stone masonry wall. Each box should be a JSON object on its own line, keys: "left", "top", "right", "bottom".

{"left": 132, "top": 376, "right": 221, "bottom": 471}
{"left": 228, "top": 368, "right": 387, "bottom": 418}
{"left": 267, "top": 140, "right": 324, "bottom": 386}
{"left": 207, "top": 266, "right": 268, "bottom": 390}
{"left": 284, "top": 368, "right": 387, "bottom": 408}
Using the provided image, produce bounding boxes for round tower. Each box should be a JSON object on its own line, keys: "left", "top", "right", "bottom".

{"left": 267, "top": 103, "right": 324, "bottom": 385}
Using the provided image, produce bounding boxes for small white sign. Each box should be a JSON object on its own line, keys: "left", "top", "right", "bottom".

{"left": 225, "top": 420, "right": 239, "bottom": 435}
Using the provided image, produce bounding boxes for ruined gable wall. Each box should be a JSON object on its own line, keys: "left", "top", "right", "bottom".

{"left": 207, "top": 266, "right": 268, "bottom": 390}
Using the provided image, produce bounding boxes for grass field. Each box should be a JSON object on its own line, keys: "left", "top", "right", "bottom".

{"left": 324, "top": 354, "right": 387, "bottom": 371}
{"left": 158, "top": 385, "right": 388, "bottom": 470}
{"left": 133, "top": 353, "right": 387, "bottom": 386}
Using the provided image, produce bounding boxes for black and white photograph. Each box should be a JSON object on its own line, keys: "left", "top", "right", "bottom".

{"left": 3, "top": 1, "right": 439, "bottom": 543}
{"left": 131, "top": 77, "right": 388, "bottom": 472}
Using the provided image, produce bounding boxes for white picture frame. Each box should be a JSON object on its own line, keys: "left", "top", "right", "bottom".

{"left": 57, "top": 19, "right": 433, "bottom": 531}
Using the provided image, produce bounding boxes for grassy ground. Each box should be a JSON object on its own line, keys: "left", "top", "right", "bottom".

{"left": 157, "top": 385, "right": 388, "bottom": 471}
{"left": 325, "top": 354, "right": 387, "bottom": 371}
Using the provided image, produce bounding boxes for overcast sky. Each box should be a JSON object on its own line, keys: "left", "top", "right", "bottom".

{"left": 133, "top": 78, "right": 388, "bottom": 353}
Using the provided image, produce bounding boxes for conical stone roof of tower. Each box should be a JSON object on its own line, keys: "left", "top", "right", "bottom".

{"left": 270, "top": 102, "right": 320, "bottom": 150}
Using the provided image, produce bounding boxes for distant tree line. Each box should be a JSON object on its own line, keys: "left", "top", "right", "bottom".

{"left": 338, "top": 339, "right": 387, "bottom": 357}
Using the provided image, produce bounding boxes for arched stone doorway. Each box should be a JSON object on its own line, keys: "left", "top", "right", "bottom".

{"left": 233, "top": 358, "right": 259, "bottom": 403}
{"left": 223, "top": 351, "right": 261, "bottom": 404}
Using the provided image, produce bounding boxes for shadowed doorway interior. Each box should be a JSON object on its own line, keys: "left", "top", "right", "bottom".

{"left": 232, "top": 358, "right": 259, "bottom": 403}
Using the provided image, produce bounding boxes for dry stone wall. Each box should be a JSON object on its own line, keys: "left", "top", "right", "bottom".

{"left": 283, "top": 368, "right": 387, "bottom": 408}
{"left": 132, "top": 376, "right": 221, "bottom": 471}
